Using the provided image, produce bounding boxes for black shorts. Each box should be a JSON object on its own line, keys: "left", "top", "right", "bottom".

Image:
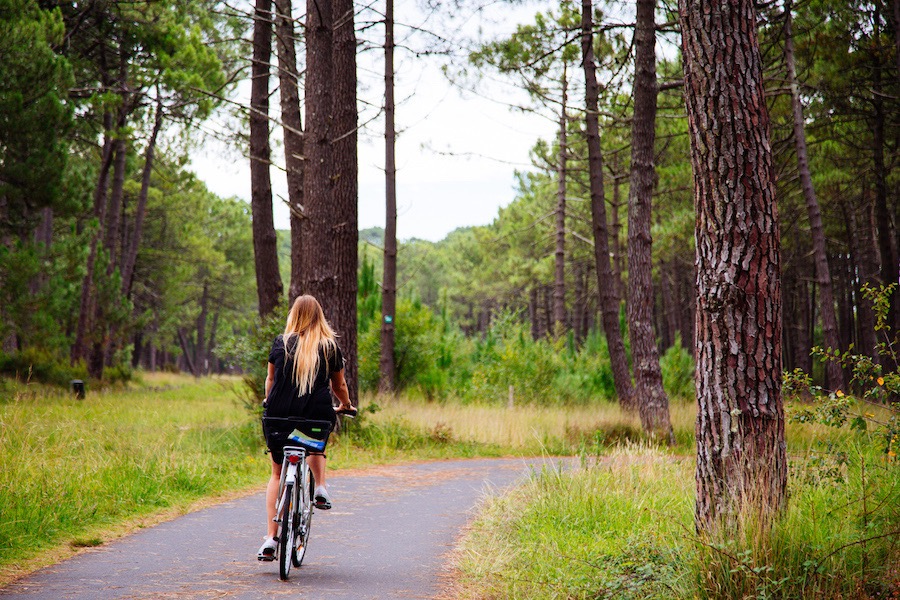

{"left": 262, "top": 396, "right": 337, "bottom": 464}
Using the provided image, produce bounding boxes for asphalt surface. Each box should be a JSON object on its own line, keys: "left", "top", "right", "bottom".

{"left": 0, "top": 457, "right": 568, "bottom": 599}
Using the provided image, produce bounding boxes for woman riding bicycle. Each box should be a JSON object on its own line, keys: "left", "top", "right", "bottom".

{"left": 257, "top": 294, "right": 353, "bottom": 560}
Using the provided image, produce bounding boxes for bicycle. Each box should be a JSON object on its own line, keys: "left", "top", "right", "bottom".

{"left": 262, "top": 408, "right": 357, "bottom": 580}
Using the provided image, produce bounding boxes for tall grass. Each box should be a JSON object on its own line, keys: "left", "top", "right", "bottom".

{"left": 367, "top": 394, "right": 698, "bottom": 454}
{"left": 449, "top": 401, "right": 900, "bottom": 599}
{"left": 0, "top": 373, "right": 268, "bottom": 575}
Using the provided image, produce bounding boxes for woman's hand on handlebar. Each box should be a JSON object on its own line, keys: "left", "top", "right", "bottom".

{"left": 335, "top": 403, "right": 358, "bottom": 417}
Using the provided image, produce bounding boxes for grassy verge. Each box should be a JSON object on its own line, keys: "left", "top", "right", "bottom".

{"left": 449, "top": 402, "right": 900, "bottom": 599}
{"left": 0, "top": 373, "right": 270, "bottom": 582}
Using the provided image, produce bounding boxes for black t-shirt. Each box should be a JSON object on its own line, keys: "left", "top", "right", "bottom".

{"left": 264, "top": 335, "right": 344, "bottom": 418}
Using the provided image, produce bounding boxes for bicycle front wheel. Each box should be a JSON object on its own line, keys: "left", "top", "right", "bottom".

{"left": 292, "top": 470, "right": 314, "bottom": 567}
{"left": 278, "top": 482, "right": 294, "bottom": 580}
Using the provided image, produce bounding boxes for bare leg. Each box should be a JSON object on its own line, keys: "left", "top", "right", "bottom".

{"left": 266, "top": 460, "right": 282, "bottom": 539}
{"left": 308, "top": 454, "right": 326, "bottom": 489}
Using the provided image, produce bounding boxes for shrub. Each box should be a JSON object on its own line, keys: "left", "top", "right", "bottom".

{"left": 0, "top": 347, "right": 88, "bottom": 389}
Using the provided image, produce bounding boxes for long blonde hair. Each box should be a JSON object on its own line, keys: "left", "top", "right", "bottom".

{"left": 282, "top": 295, "right": 338, "bottom": 396}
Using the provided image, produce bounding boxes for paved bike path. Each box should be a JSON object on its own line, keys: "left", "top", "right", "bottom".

{"left": 0, "top": 457, "right": 568, "bottom": 599}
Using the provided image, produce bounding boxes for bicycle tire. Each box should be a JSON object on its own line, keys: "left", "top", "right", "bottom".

{"left": 279, "top": 482, "right": 294, "bottom": 580}
{"left": 292, "top": 468, "right": 314, "bottom": 567}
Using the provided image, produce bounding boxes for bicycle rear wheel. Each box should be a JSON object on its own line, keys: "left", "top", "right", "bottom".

{"left": 278, "top": 482, "right": 295, "bottom": 580}
{"left": 292, "top": 469, "right": 314, "bottom": 567}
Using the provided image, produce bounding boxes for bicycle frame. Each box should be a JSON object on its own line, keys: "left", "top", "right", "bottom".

{"left": 275, "top": 445, "right": 313, "bottom": 580}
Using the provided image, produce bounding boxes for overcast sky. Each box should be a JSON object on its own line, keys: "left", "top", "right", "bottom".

{"left": 189, "top": 0, "right": 561, "bottom": 242}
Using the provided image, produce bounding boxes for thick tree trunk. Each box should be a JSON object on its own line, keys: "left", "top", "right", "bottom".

{"left": 680, "top": 0, "right": 787, "bottom": 530}
{"left": 628, "top": 0, "right": 673, "bottom": 441}
{"left": 301, "top": 0, "right": 333, "bottom": 300}
{"left": 379, "top": 0, "right": 398, "bottom": 394}
{"left": 581, "top": 0, "right": 635, "bottom": 409}
{"left": 784, "top": 1, "right": 844, "bottom": 390}
{"left": 331, "top": 0, "right": 359, "bottom": 405}
{"left": 553, "top": 67, "right": 568, "bottom": 336}
{"left": 250, "top": 0, "right": 284, "bottom": 318}
{"left": 122, "top": 96, "right": 163, "bottom": 299}
{"left": 274, "top": 0, "right": 306, "bottom": 305}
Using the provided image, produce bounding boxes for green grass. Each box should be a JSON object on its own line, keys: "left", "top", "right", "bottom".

{"left": 450, "top": 417, "right": 900, "bottom": 600}
{"left": 0, "top": 373, "right": 269, "bottom": 576}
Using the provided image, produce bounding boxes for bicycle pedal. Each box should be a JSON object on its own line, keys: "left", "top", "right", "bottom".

{"left": 257, "top": 554, "right": 276, "bottom": 562}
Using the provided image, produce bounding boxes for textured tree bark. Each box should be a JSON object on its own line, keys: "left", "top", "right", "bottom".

{"left": 553, "top": 66, "right": 568, "bottom": 336}
{"left": 332, "top": 0, "right": 359, "bottom": 405}
{"left": 250, "top": 0, "right": 284, "bottom": 318}
{"left": 628, "top": 0, "right": 673, "bottom": 441}
{"left": 784, "top": 1, "right": 844, "bottom": 390}
{"left": 274, "top": 0, "right": 306, "bottom": 305}
{"left": 301, "top": 0, "right": 333, "bottom": 303}
{"left": 379, "top": 0, "right": 397, "bottom": 394}
{"left": 680, "top": 0, "right": 787, "bottom": 530}
{"left": 581, "top": 0, "right": 635, "bottom": 410}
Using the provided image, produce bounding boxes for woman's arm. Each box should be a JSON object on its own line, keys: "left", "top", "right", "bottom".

{"left": 330, "top": 370, "right": 352, "bottom": 410}
{"left": 264, "top": 362, "right": 276, "bottom": 401}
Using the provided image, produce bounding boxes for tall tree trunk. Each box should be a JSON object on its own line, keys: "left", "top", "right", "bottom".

{"left": 195, "top": 282, "right": 208, "bottom": 376}
{"left": 274, "top": 0, "right": 306, "bottom": 305}
{"left": 122, "top": 95, "right": 163, "bottom": 299}
{"left": 581, "top": 0, "right": 635, "bottom": 409}
{"left": 250, "top": 0, "right": 284, "bottom": 318}
{"left": 177, "top": 328, "right": 199, "bottom": 377}
{"left": 609, "top": 160, "right": 625, "bottom": 301}
{"left": 628, "top": 0, "right": 673, "bottom": 442}
{"left": 574, "top": 262, "right": 585, "bottom": 344}
{"left": 379, "top": 0, "right": 398, "bottom": 394}
{"left": 784, "top": 0, "right": 844, "bottom": 390}
{"left": 88, "top": 101, "right": 129, "bottom": 379}
{"left": 301, "top": 0, "right": 334, "bottom": 300}
{"left": 72, "top": 116, "right": 113, "bottom": 364}
{"left": 553, "top": 66, "right": 568, "bottom": 336}
{"left": 680, "top": 0, "right": 787, "bottom": 531}
{"left": 872, "top": 3, "right": 900, "bottom": 343}
{"left": 331, "top": 0, "right": 359, "bottom": 405}
{"left": 850, "top": 193, "right": 880, "bottom": 360}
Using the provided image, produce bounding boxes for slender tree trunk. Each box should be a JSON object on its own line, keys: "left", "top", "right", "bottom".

{"left": 628, "top": 0, "right": 673, "bottom": 441}
{"left": 553, "top": 66, "right": 568, "bottom": 336}
{"left": 72, "top": 117, "right": 114, "bottom": 364}
{"left": 379, "top": 0, "right": 398, "bottom": 394}
{"left": 784, "top": 0, "right": 844, "bottom": 390}
{"left": 177, "top": 328, "right": 198, "bottom": 377}
{"left": 680, "top": 0, "right": 787, "bottom": 531}
{"left": 851, "top": 194, "right": 880, "bottom": 360}
{"left": 609, "top": 162, "right": 625, "bottom": 301}
{"left": 274, "top": 0, "right": 306, "bottom": 305}
{"left": 574, "top": 262, "right": 585, "bottom": 344}
{"left": 581, "top": 0, "right": 635, "bottom": 409}
{"left": 195, "top": 282, "right": 208, "bottom": 377}
{"left": 88, "top": 104, "right": 129, "bottom": 378}
{"left": 122, "top": 95, "right": 163, "bottom": 299}
{"left": 250, "top": 0, "right": 284, "bottom": 318}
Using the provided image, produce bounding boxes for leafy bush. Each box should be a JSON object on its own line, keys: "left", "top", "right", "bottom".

{"left": 659, "top": 334, "right": 694, "bottom": 400}
{"left": 0, "top": 347, "right": 88, "bottom": 388}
